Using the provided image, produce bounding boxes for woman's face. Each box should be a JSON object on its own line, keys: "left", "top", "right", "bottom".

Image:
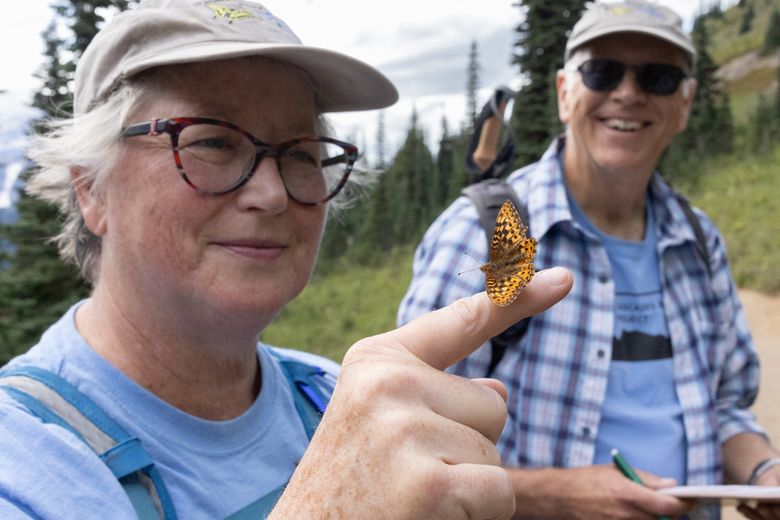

{"left": 82, "top": 58, "right": 327, "bottom": 329}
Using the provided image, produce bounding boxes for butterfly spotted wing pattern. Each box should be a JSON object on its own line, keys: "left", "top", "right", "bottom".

{"left": 480, "top": 199, "right": 537, "bottom": 306}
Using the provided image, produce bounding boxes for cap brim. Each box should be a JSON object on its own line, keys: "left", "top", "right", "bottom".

{"left": 123, "top": 42, "right": 399, "bottom": 113}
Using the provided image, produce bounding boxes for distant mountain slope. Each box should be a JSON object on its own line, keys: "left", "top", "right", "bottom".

{"left": 707, "top": 0, "right": 780, "bottom": 120}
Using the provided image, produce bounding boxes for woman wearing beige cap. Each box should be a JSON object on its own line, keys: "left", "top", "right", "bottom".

{"left": 0, "top": 1, "right": 572, "bottom": 519}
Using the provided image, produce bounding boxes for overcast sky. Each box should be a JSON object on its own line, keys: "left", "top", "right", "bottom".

{"left": 1, "top": 0, "right": 720, "bottom": 159}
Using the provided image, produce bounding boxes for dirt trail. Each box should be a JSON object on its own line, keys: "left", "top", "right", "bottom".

{"left": 723, "top": 289, "right": 780, "bottom": 520}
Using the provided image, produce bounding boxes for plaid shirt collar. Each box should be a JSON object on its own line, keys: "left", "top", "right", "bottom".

{"left": 521, "top": 136, "right": 704, "bottom": 254}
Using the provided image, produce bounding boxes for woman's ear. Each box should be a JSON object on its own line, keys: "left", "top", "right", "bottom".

{"left": 71, "top": 168, "right": 107, "bottom": 236}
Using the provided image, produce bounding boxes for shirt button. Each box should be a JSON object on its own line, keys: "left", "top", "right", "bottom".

{"left": 598, "top": 274, "right": 609, "bottom": 284}
{"left": 597, "top": 349, "right": 605, "bottom": 359}
{"left": 582, "top": 426, "right": 591, "bottom": 437}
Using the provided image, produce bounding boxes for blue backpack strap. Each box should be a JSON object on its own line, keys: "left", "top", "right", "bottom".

{"left": 269, "top": 349, "right": 331, "bottom": 440}
{"left": 0, "top": 366, "right": 177, "bottom": 520}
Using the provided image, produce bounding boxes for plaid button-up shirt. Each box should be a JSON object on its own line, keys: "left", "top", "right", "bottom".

{"left": 397, "top": 138, "right": 763, "bottom": 488}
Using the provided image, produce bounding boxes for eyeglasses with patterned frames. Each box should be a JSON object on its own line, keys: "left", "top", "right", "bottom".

{"left": 120, "top": 117, "right": 358, "bottom": 205}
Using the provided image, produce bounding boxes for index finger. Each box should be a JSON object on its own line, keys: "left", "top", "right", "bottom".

{"left": 391, "top": 267, "right": 572, "bottom": 370}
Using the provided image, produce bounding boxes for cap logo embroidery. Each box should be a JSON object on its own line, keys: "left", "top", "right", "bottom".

{"left": 611, "top": 3, "right": 669, "bottom": 22}
{"left": 610, "top": 6, "right": 632, "bottom": 16}
{"left": 206, "top": 3, "right": 253, "bottom": 22}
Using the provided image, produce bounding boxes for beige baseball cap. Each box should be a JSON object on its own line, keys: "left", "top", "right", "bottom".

{"left": 565, "top": 0, "right": 696, "bottom": 66}
{"left": 74, "top": 0, "right": 398, "bottom": 114}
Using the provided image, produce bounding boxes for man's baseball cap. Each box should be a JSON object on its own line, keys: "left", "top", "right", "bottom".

{"left": 565, "top": 0, "right": 696, "bottom": 66}
{"left": 74, "top": 0, "right": 398, "bottom": 114}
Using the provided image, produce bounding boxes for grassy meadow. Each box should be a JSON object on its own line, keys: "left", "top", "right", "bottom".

{"left": 262, "top": 144, "right": 780, "bottom": 362}
{"left": 677, "top": 145, "right": 780, "bottom": 293}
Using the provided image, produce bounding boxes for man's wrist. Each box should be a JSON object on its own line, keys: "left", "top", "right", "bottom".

{"left": 746, "top": 458, "right": 780, "bottom": 485}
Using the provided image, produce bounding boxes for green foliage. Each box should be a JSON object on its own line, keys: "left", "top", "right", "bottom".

{"left": 676, "top": 144, "right": 780, "bottom": 293}
{"left": 763, "top": 8, "right": 780, "bottom": 53}
{"left": 0, "top": 0, "right": 134, "bottom": 359}
{"left": 0, "top": 179, "right": 89, "bottom": 362}
{"left": 261, "top": 247, "right": 415, "bottom": 362}
{"left": 510, "top": 1, "right": 586, "bottom": 167}
{"left": 266, "top": 143, "right": 780, "bottom": 362}
{"left": 663, "top": 17, "right": 735, "bottom": 184}
{"left": 319, "top": 106, "right": 472, "bottom": 273}
{"left": 740, "top": 0, "right": 755, "bottom": 34}
{"left": 750, "top": 93, "right": 778, "bottom": 151}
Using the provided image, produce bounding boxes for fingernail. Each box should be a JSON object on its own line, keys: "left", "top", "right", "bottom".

{"left": 537, "top": 267, "right": 569, "bottom": 286}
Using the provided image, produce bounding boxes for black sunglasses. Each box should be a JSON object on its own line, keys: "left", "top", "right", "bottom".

{"left": 570, "top": 59, "right": 689, "bottom": 96}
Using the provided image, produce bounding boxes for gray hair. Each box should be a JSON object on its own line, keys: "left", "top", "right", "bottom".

{"left": 26, "top": 83, "right": 145, "bottom": 284}
{"left": 26, "top": 68, "right": 374, "bottom": 284}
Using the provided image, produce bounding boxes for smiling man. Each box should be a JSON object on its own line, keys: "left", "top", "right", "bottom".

{"left": 398, "top": 1, "right": 780, "bottom": 518}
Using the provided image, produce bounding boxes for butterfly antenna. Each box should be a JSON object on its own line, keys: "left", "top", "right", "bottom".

{"left": 457, "top": 251, "right": 483, "bottom": 276}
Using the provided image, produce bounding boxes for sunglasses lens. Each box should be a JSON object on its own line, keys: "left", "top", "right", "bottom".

{"left": 638, "top": 64, "right": 686, "bottom": 95}
{"left": 578, "top": 60, "right": 625, "bottom": 91}
{"left": 577, "top": 60, "right": 687, "bottom": 96}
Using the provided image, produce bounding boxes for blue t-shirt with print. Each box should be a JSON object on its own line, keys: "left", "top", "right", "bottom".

{"left": 568, "top": 193, "right": 687, "bottom": 484}
{"left": 0, "top": 301, "right": 338, "bottom": 519}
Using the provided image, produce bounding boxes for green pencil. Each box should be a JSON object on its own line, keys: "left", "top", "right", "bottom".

{"left": 611, "top": 449, "right": 670, "bottom": 520}
{"left": 611, "top": 448, "right": 643, "bottom": 483}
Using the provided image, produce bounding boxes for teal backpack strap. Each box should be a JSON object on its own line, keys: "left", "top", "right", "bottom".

{"left": 224, "top": 350, "right": 333, "bottom": 520}
{"left": 0, "top": 366, "right": 177, "bottom": 520}
{"left": 273, "top": 353, "right": 330, "bottom": 440}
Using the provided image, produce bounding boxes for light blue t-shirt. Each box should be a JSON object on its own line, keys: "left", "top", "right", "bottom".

{"left": 0, "top": 301, "right": 339, "bottom": 519}
{"left": 568, "top": 193, "right": 687, "bottom": 484}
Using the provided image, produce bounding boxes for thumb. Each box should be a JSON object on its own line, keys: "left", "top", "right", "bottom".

{"left": 636, "top": 469, "right": 677, "bottom": 490}
{"left": 391, "top": 267, "right": 572, "bottom": 370}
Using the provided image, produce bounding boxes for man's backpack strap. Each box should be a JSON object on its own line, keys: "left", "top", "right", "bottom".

{"left": 674, "top": 193, "right": 712, "bottom": 277}
{"left": 462, "top": 179, "right": 531, "bottom": 378}
{"left": 462, "top": 179, "right": 528, "bottom": 239}
{"left": 0, "top": 366, "right": 177, "bottom": 520}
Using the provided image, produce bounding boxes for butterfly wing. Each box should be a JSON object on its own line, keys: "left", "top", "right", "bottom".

{"left": 488, "top": 200, "right": 528, "bottom": 263}
{"left": 484, "top": 200, "right": 537, "bottom": 307}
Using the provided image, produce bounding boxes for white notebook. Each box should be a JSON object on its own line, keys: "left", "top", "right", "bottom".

{"left": 659, "top": 485, "right": 780, "bottom": 503}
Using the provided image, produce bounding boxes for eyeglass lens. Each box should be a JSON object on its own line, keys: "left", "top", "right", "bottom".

{"left": 175, "top": 123, "right": 351, "bottom": 202}
{"left": 577, "top": 59, "right": 686, "bottom": 96}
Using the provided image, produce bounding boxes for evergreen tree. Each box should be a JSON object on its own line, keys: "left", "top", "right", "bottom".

{"left": 763, "top": 8, "right": 780, "bottom": 54}
{"left": 775, "top": 65, "right": 780, "bottom": 132}
{"left": 0, "top": 0, "right": 134, "bottom": 360}
{"left": 663, "top": 15, "right": 734, "bottom": 179}
{"left": 466, "top": 41, "right": 480, "bottom": 127}
{"left": 751, "top": 93, "right": 774, "bottom": 153}
{"left": 433, "top": 117, "right": 453, "bottom": 209}
{"left": 740, "top": 0, "right": 755, "bottom": 34}
{"left": 510, "top": 0, "right": 585, "bottom": 167}
{"left": 386, "top": 110, "right": 435, "bottom": 244}
{"left": 362, "top": 173, "right": 394, "bottom": 254}
{"left": 375, "top": 111, "right": 387, "bottom": 169}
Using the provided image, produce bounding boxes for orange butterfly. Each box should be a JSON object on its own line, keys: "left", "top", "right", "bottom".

{"left": 481, "top": 199, "right": 537, "bottom": 306}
